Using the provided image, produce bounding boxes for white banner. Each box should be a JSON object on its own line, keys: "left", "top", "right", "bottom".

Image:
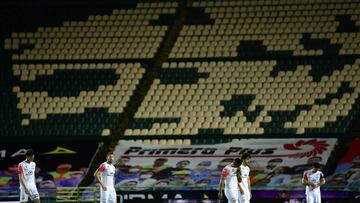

{"left": 113, "top": 138, "right": 337, "bottom": 190}
{"left": 114, "top": 139, "right": 337, "bottom": 169}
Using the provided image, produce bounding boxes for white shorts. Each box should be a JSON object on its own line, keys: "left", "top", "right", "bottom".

{"left": 20, "top": 187, "right": 40, "bottom": 202}
{"left": 225, "top": 189, "right": 240, "bottom": 203}
{"left": 100, "top": 187, "right": 116, "bottom": 203}
{"left": 239, "top": 191, "right": 250, "bottom": 203}
{"left": 306, "top": 191, "right": 321, "bottom": 203}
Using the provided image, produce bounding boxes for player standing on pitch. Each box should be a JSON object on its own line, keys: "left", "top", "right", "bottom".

{"left": 18, "top": 149, "right": 41, "bottom": 203}
{"left": 302, "top": 162, "right": 326, "bottom": 203}
{"left": 94, "top": 152, "right": 116, "bottom": 203}
{"left": 218, "top": 158, "right": 242, "bottom": 203}
{"left": 239, "top": 153, "right": 251, "bottom": 203}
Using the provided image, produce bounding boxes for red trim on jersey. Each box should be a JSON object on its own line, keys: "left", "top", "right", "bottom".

{"left": 17, "top": 165, "right": 23, "bottom": 174}
{"left": 221, "top": 168, "right": 229, "bottom": 177}
{"left": 303, "top": 172, "right": 308, "bottom": 181}
{"left": 98, "top": 163, "right": 106, "bottom": 172}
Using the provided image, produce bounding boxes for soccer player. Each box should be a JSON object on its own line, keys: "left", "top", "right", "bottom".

{"left": 18, "top": 149, "right": 40, "bottom": 203}
{"left": 218, "top": 158, "right": 242, "bottom": 203}
{"left": 94, "top": 152, "right": 116, "bottom": 203}
{"left": 239, "top": 153, "right": 251, "bottom": 203}
{"left": 302, "top": 162, "right": 326, "bottom": 203}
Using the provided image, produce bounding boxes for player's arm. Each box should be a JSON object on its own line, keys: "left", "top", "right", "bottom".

{"left": 34, "top": 163, "right": 37, "bottom": 187}
{"left": 218, "top": 167, "right": 229, "bottom": 199}
{"left": 218, "top": 175, "right": 225, "bottom": 199}
{"left": 236, "top": 168, "right": 244, "bottom": 194}
{"left": 18, "top": 165, "right": 29, "bottom": 193}
{"left": 113, "top": 168, "right": 116, "bottom": 186}
{"left": 19, "top": 174, "right": 29, "bottom": 192}
{"left": 301, "top": 171, "right": 313, "bottom": 187}
{"left": 318, "top": 173, "right": 326, "bottom": 188}
{"left": 248, "top": 176, "right": 251, "bottom": 197}
{"left": 94, "top": 166, "right": 107, "bottom": 191}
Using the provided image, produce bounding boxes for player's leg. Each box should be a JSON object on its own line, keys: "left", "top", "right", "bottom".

{"left": 242, "top": 194, "right": 250, "bottom": 203}
{"left": 314, "top": 192, "right": 321, "bottom": 203}
{"left": 107, "top": 187, "right": 116, "bottom": 203}
{"left": 306, "top": 192, "right": 314, "bottom": 203}
{"left": 239, "top": 190, "right": 250, "bottom": 203}
{"left": 19, "top": 188, "right": 29, "bottom": 203}
{"left": 100, "top": 189, "right": 109, "bottom": 203}
{"left": 29, "top": 187, "right": 40, "bottom": 203}
{"left": 225, "top": 189, "right": 239, "bottom": 203}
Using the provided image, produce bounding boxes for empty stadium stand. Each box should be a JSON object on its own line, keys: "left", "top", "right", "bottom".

{"left": 4, "top": 2, "right": 177, "bottom": 60}
{"left": 0, "top": 0, "right": 359, "bottom": 138}
{"left": 0, "top": 0, "right": 179, "bottom": 139}
{"left": 126, "top": 0, "right": 360, "bottom": 136}
{"left": 1, "top": 0, "right": 360, "bottom": 201}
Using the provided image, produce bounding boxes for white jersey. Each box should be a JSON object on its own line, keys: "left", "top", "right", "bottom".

{"left": 18, "top": 161, "right": 36, "bottom": 189}
{"left": 98, "top": 162, "right": 115, "bottom": 189}
{"left": 239, "top": 164, "right": 250, "bottom": 191}
{"left": 303, "top": 169, "right": 324, "bottom": 194}
{"left": 221, "top": 164, "right": 239, "bottom": 190}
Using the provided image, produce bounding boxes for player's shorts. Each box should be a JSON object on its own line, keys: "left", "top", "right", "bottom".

{"left": 306, "top": 190, "right": 321, "bottom": 203}
{"left": 20, "top": 187, "right": 40, "bottom": 202}
{"left": 100, "top": 187, "right": 116, "bottom": 203}
{"left": 239, "top": 191, "right": 250, "bottom": 203}
{"left": 225, "top": 189, "right": 240, "bottom": 203}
